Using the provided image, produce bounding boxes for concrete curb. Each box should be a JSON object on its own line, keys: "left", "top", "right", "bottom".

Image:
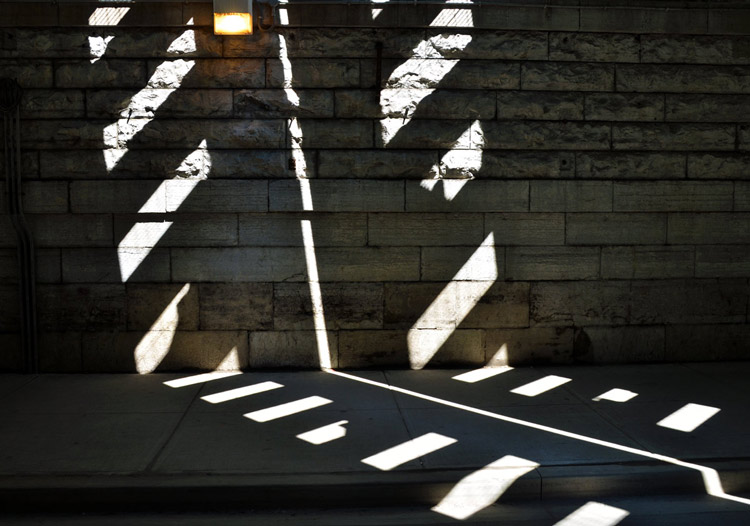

{"left": 2, "top": 461, "right": 748, "bottom": 512}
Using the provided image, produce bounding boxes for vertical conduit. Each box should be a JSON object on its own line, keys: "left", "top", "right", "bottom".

{"left": 1, "top": 78, "right": 37, "bottom": 374}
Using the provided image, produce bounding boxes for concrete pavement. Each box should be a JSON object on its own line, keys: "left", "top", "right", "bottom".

{"left": 1, "top": 362, "right": 749, "bottom": 521}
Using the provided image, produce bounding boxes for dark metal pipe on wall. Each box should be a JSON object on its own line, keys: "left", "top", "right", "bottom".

{"left": 1, "top": 78, "right": 37, "bottom": 374}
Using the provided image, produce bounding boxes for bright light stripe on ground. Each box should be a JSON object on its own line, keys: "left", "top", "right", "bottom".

{"left": 593, "top": 388, "right": 638, "bottom": 403}
{"left": 297, "top": 420, "right": 349, "bottom": 445}
{"left": 200, "top": 381, "right": 284, "bottom": 404}
{"left": 361, "top": 433, "right": 457, "bottom": 471}
{"left": 510, "top": 375, "right": 572, "bottom": 397}
{"left": 164, "top": 371, "right": 242, "bottom": 388}
{"left": 657, "top": 403, "right": 720, "bottom": 433}
{"left": 432, "top": 455, "right": 538, "bottom": 520}
{"left": 453, "top": 366, "right": 513, "bottom": 384}
{"left": 553, "top": 501, "right": 629, "bottom": 526}
{"left": 245, "top": 396, "right": 332, "bottom": 423}
{"left": 326, "top": 369, "right": 750, "bottom": 506}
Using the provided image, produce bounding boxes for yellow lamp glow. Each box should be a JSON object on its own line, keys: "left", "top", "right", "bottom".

{"left": 214, "top": 0, "right": 253, "bottom": 35}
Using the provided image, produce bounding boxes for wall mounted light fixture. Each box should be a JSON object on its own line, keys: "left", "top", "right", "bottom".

{"left": 213, "top": 0, "right": 253, "bottom": 35}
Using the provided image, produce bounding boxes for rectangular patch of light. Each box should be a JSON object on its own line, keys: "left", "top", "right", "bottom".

{"left": 453, "top": 366, "right": 513, "bottom": 384}
{"left": 510, "top": 375, "right": 571, "bottom": 397}
{"left": 297, "top": 420, "right": 348, "bottom": 445}
{"left": 164, "top": 371, "right": 242, "bottom": 388}
{"left": 201, "top": 381, "right": 283, "bottom": 404}
{"left": 432, "top": 455, "right": 539, "bottom": 520}
{"left": 593, "top": 388, "right": 638, "bottom": 403}
{"left": 361, "top": 433, "right": 457, "bottom": 471}
{"left": 244, "top": 396, "right": 332, "bottom": 423}
{"left": 657, "top": 403, "right": 720, "bottom": 433}
{"left": 554, "top": 501, "right": 629, "bottom": 526}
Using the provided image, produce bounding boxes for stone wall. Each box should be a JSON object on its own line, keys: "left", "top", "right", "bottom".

{"left": 1, "top": 1, "right": 750, "bottom": 372}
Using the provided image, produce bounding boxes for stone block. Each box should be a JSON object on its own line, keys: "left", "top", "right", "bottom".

{"left": 267, "top": 59, "right": 359, "bottom": 88}
{"left": 55, "top": 60, "right": 147, "bottom": 88}
{"left": 101, "top": 28, "right": 222, "bottom": 58}
{"left": 240, "top": 213, "right": 367, "bottom": 247}
{"left": 530, "top": 181, "right": 612, "bottom": 212}
{"left": 127, "top": 283, "right": 199, "bottom": 331}
{"left": 549, "top": 32, "right": 639, "bottom": 62}
{"left": 613, "top": 181, "right": 733, "bottom": 212}
{"left": 617, "top": 65, "right": 750, "bottom": 94}
{"left": 62, "top": 248, "right": 170, "bottom": 283}
{"left": 249, "top": 330, "right": 337, "bottom": 368}
{"left": 21, "top": 90, "right": 84, "bottom": 119}
{"left": 166, "top": 180, "right": 267, "bottom": 213}
{"left": 576, "top": 152, "right": 686, "bottom": 180}
{"left": 0, "top": 3, "right": 57, "bottom": 26}
{"left": 506, "top": 246, "right": 600, "bottom": 281}
{"left": 420, "top": 246, "right": 504, "bottom": 282}
{"left": 208, "top": 150, "right": 306, "bottom": 179}
{"left": 86, "top": 89, "right": 233, "bottom": 119}
{"left": 669, "top": 213, "right": 750, "bottom": 244}
{"left": 574, "top": 326, "right": 665, "bottom": 364}
{"left": 146, "top": 59, "right": 266, "bottom": 89}
{"left": 497, "top": 91, "right": 583, "bottom": 121}
{"left": 37, "top": 284, "right": 126, "bottom": 331}
{"left": 601, "top": 246, "right": 694, "bottom": 279}
{"left": 376, "top": 59, "right": 519, "bottom": 90}
{"left": 162, "top": 330, "right": 251, "bottom": 371}
{"left": 120, "top": 119, "right": 286, "bottom": 150}
{"left": 689, "top": 153, "right": 750, "bottom": 179}
{"left": 317, "top": 247, "right": 420, "bottom": 282}
{"left": 0, "top": 250, "right": 17, "bottom": 283}
{"left": 0, "top": 152, "right": 38, "bottom": 180}
{"left": 199, "top": 283, "right": 273, "bottom": 331}
{"left": 234, "top": 89, "right": 333, "bottom": 118}
{"left": 338, "top": 330, "right": 408, "bottom": 368}
{"left": 709, "top": 9, "right": 750, "bottom": 35}
{"left": 222, "top": 31, "right": 280, "bottom": 58}
{"left": 472, "top": 7, "right": 578, "bottom": 32}
{"left": 631, "top": 279, "right": 747, "bottom": 325}
{"left": 71, "top": 180, "right": 166, "bottom": 213}
{"left": 735, "top": 182, "right": 750, "bottom": 211}
{"left": 482, "top": 122, "right": 610, "bottom": 150}
{"left": 740, "top": 125, "right": 750, "bottom": 150}
{"left": 486, "top": 327, "right": 574, "bottom": 365}
{"left": 377, "top": 119, "right": 474, "bottom": 149}
{"left": 318, "top": 150, "right": 439, "bottom": 179}
{"left": 461, "top": 282, "right": 530, "bottom": 329}
{"left": 270, "top": 180, "right": 403, "bottom": 212}
{"left": 273, "top": 282, "right": 383, "bottom": 330}
{"left": 382, "top": 89, "right": 496, "bottom": 119}
{"left": 696, "top": 246, "right": 750, "bottom": 278}
{"left": 567, "top": 213, "right": 667, "bottom": 245}
{"left": 580, "top": 7, "right": 707, "bottom": 34}
{"left": 37, "top": 249, "right": 62, "bottom": 283}
{"left": 0, "top": 60, "right": 53, "bottom": 87}
{"left": 0, "top": 217, "right": 13, "bottom": 248}
{"left": 171, "top": 247, "right": 307, "bottom": 282}
{"left": 23, "top": 181, "right": 68, "bottom": 214}
{"left": 586, "top": 93, "right": 664, "bottom": 122}
{"left": 59, "top": 3, "right": 183, "bottom": 27}
{"left": 0, "top": 285, "right": 19, "bottom": 329}
{"left": 641, "top": 35, "right": 750, "bottom": 65}
{"left": 485, "top": 213, "right": 565, "bottom": 246}
{"left": 522, "top": 63, "right": 614, "bottom": 91}
{"left": 479, "top": 151, "right": 575, "bottom": 179}
{"left": 405, "top": 180, "right": 528, "bottom": 213}
{"left": 334, "top": 90, "right": 385, "bottom": 119}
{"left": 38, "top": 332, "right": 83, "bottom": 373}
{"left": 369, "top": 213, "right": 483, "bottom": 247}
{"left": 22, "top": 120, "right": 110, "bottom": 150}
{"left": 290, "top": 119, "right": 372, "bottom": 148}
{"left": 272, "top": 28, "right": 416, "bottom": 59}
{"left": 531, "top": 281, "right": 631, "bottom": 327}
{"left": 666, "top": 94, "right": 750, "bottom": 122}
{"left": 30, "top": 214, "right": 112, "bottom": 248}
{"left": 613, "top": 124, "right": 735, "bottom": 151}
{"left": 422, "top": 30, "right": 548, "bottom": 59}
{"left": 666, "top": 324, "right": 750, "bottom": 361}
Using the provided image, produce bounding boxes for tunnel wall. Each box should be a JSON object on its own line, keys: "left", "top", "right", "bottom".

{"left": 1, "top": 1, "right": 750, "bottom": 371}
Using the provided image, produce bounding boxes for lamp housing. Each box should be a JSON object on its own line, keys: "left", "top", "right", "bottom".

{"left": 214, "top": 0, "right": 253, "bottom": 35}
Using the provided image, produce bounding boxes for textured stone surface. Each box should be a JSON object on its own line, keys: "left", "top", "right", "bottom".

{"left": 506, "top": 247, "right": 600, "bottom": 281}
{"left": 531, "top": 281, "right": 631, "bottom": 327}
{"left": 199, "top": 283, "right": 273, "bottom": 330}
{"left": 576, "top": 152, "right": 686, "bottom": 179}
{"left": 586, "top": 93, "right": 664, "bottom": 122}
{"left": 172, "top": 248, "right": 307, "bottom": 283}
{"left": 120, "top": 119, "right": 286, "bottom": 149}
{"left": 601, "top": 246, "right": 694, "bottom": 279}
{"left": 549, "top": 32, "right": 640, "bottom": 62}
{"left": 666, "top": 94, "right": 750, "bottom": 122}
{"left": 613, "top": 124, "right": 736, "bottom": 151}
{"left": 368, "top": 213, "right": 483, "bottom": 247}
{"left": 290, "top": 119, "right": 373, "bottom": 149}
{"left": 405, "top": 180, "right": 528, "bottom": 212}
{"left": 666, "top": 325, "right": 750, "bottom": 361}
{"left": 23, "top": 181, "right": 68, "bottom": 214}
{"left": 250, "top": 331, "right": 337, "bottom": 368}
{"left": 270, "top": 180, "right": 403, "bottom": 212}
{"left": 479, "top": 151, "right": 575, "bottom": 179}
{"left": 580, "top": 7, "right": 707, "bottom": 34}
{"left": 497, "top": 91, "right": 583, "bottom": 121}
{"left": 420, "top": 246, "right": 504, "bottom": 282}
{"left": 482, "top": 122, "right": 610, "bottom": 150}
{"left": 86, "top": 89, "right": 233, "bottom": 119}
{"left": 695, "top": 245, "right": 750, "bottom": 277}
{"left": 0, "top": 59, "right": 53, "bottom": 87}
{"left": 688, "top": 153, "right": 750, "bottom": 179}
{"left": 240, "top": 213, "right": 367, "bottom": 247}
{"left": 522, "top": 63, "right": 615, "bottom": 91}
{"left": 127, "top": 284, "right": 199, "bottom": 331}
{"left": 318, "top": 150, "right": 439, "bottom": 179}
{"left": 274, "top": 282, "right": 383, "bottom": 330}
{"left": 37, "top": 284, "right": 126, "bottom": 332}
{"left": 486, "top": 327, "right": 575, "bottom": 365}
{"left": 485, "top": 213, "right": 565, "bottom": 246}
{"left": 574, "top": 326, "right": 665, "bottom": 364}
{"left": 641, "top": 35, "right": 750, "bottom": 65}
{"left": 613, "top": 181, "right": 733, "bottom": 211}
{"left": 21, "top": 90, "right": 84, "bottom": 119}
{"left": 567, "top": 214, "right": 667, "bottom": 245}
{"left": 234, "top": 89, "right": 333, "bottom": 119}
{"left": 38, "top": 332, "right": 82, "bottom": 373}
{"left": 669, "top": 213, "right": 750, "bottom": 244}
{"left": 530, "top": 181, "right": 612, "bottom": 212}
{"left": 617, "top": 65, "right": 750, "bottom": 94}
{"left": 376, "top": 59, "right": 519, "bottom": 90}
{"left": 62, "top": 248, "right": 170, "bottom": 283}
{"left": 55, "top": 60, "right": 147, "bottom": 88}
{"left": 146, "top": 59, "right": 265, "bottom": 88}
{"left": 30, "top": 214, "right": 112, "bottom": 248}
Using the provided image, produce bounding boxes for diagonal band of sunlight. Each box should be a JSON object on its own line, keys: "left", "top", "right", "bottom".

{"left": 280, "top": 32, "right": 333, "bottom": 370}
{"left": 326, "top": 369, "right": 750, "bottom": 507}
{"left": 408, "top": 232, "right": 497, "bottom": 369}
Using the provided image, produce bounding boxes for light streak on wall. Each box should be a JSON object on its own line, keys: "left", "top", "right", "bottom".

{"left": 408, "top": 233, "right": 497, "bottom": 369}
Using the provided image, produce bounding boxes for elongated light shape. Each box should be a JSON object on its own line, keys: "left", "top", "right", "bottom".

{"left": 214, "top": 0, "right": 253, "bottom": 35}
